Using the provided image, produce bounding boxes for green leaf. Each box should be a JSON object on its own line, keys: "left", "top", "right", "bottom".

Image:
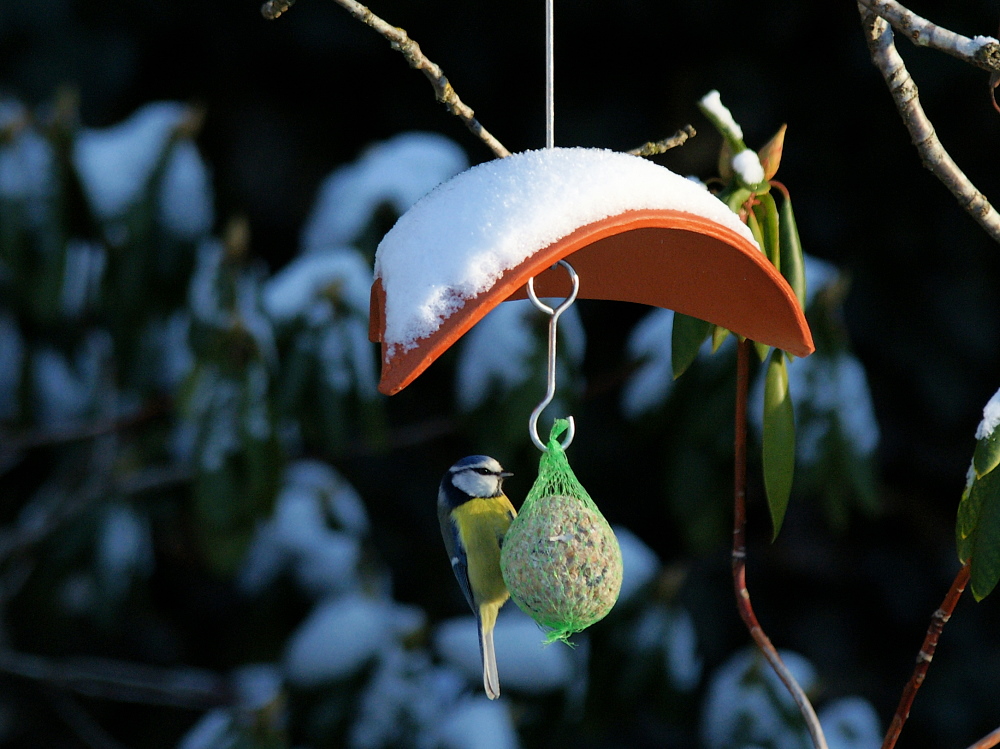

{"left": 974, "top": 428, "right": 1000, "bottom": 479}
{"left": 964, "top": 467, "right": 1000, "bottom": 600}
{"left": 778, "top": 191, "right": 807, "bottom": 309}
{"left": 719, "top": 185, "right": 753, "bottom": 215}
{"left": 956, "top": 466, "right": 980, "bottom": 564}
{"left": 763, "top": 350, "right": 795, "bottom": 540}
{"left": 752, "top": 192, "right": 781, "bottom": 271}
{"left": 671, "top": 312, "right": 711, "bottom": 379}
{"left": 711, "top": 324, "right": 731, "bottom": 352}
{"left": 754, "top": 340, "right": 771, "bottom": 363}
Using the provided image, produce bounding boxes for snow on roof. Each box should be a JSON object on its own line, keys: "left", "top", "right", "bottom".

{"left": 375, "top": 147, "right": 757, "bottom": 355}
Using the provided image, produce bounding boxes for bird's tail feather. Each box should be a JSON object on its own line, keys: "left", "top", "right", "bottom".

{"left": 478, "top": 608, "right": 500, "bottom": 700}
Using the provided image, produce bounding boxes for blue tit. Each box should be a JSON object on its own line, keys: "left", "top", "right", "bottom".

{"left": 438, "top": 455, "right": 516, "bottom": 700}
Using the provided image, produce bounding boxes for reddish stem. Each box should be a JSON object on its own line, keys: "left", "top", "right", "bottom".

{"left": 881, "top": 562, "right": 971, "bottom": 749}
{"left": 732, "top": 338, "right": 828, "bottom": 749}
{"left": 967, "top": 725, "right": 1000, "bottom": 749}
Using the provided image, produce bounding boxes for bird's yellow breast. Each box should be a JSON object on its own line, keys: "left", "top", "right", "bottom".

{"left": 451, "top": 495, "right": 516, "bottom": 607}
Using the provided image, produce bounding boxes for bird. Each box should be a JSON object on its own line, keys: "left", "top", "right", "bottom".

{"left": 438, "top": 455, "right": 517, "bottom": 700}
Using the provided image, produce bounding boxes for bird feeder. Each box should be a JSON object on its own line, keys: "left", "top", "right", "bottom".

{"left": 369, "top": 146, "right": 813, "bottom": 396}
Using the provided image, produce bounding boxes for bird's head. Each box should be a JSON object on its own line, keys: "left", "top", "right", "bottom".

{"left": 445, "top": 455, "right": 513, "bottom": 502}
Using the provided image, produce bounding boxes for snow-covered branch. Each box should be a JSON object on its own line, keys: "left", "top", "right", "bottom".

{"left": 859, "top": 6, "right": 1000, "bottom": 244}
{"left": 857, "top": 0, "right": 1000, "bottom": 72}
{"left": 263, "top": 0, "right": 510, "bottom": 158}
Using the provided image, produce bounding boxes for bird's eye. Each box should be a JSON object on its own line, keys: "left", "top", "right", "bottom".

{"left": 475, "top": 467, "right": 491, "bottom": 475}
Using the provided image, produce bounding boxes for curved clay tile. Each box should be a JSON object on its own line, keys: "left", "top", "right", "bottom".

{"left": 369, "top": 149, "right": 813, "bottom": 396}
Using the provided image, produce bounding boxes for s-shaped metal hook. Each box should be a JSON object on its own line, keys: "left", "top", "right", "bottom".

{"left": 526, "top": 259, "right": 579, "bottom": 452}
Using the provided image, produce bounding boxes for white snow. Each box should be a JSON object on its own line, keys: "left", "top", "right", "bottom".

{"left": 437, "top": 697, "right": 520, "bottom": 749}
{"left": 238, "top": 459, "right": 369, "bottom": 596}
{"left": 701, "top": 647, "right": 817, "bottom": 749}
{"left": 804, "top": 252, "right": 839, "bottom": 308}
{"left": 263, "top": 248, "right": 372, "bottom": 322}
{"left": 614, "top": 525, "right": 660, "bottom": 604}
{"left": 663, "top": 608, "right": 702, "bottom": 692}
{"left": 98, "top": 503, "right": 154, "bottom": 598}
{"left": 434, "top": 609, "right": 574, "bottom": 694}
{"left": 750, "top": 350, "right": 879, "bottom": 465}
{"left": 158, "top": 138, "right": 214, "bottom": 240}
{"left": 73, "top": 101, "right": 188, "bottom": 220}
{"left": 732, "top": 149, "right": 765, "bottom": 185}
{"left": 975, "top": 386, "right": 1000, "bottom": 440}
{"left": 456, "top": 299, "right": 584, "bottom": 412}
{"left": 819, "top": 697, "right": 881, "bottom": 749}
{"left": 303, "top": 132, "right": 468, "bottom": 252}
{"left": 0, "top": 125, "right": 53, "bottom": 209}
{"left": 32, "top": 331, "right": 111, "bottom": 427}
{"left": 629, "top": 605, "right": 702, "bottom": 692}
{"left": 349, "top": 648, "right": 467, "bottom": 749}
{"left": 698, "top": 90, "right": 744, "bottom": 141}
{"left": 232, "top": 663, "right": 282, "bottom": 711}
{"left": 622, "top": 308, "right": 675, "bottom": 419}
{"left": 374, "top": 147, "right": 757, "bottom": 356}
{"left": 284, "top": 594, "right": 396, "bottom": 687}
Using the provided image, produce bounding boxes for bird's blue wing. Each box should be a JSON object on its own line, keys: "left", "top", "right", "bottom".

{"left": 439, "top": 507, "right": 476, "bottom": 613}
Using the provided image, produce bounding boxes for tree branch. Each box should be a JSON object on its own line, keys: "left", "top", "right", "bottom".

{"left": 0, "top": 649, "right": 231, "bottom": 709}
{"left": 628, "top": 125, "right": 696, "bottom": 157}
{"left": 967, "top": 726, "right": 1000, "bottom": 749}
{"left": 733, "top": 339, "right": 829, "bottom": 749}
{"left": 881, "top": 562, "right": 970, "bottom": 749}
{"left": 856, "top": 0, "right": 1000, "bottom": 72}
{"left": 263, "top": 0, "right": 510, "bottom": 158}
{"left": 859, "top": 6, "right": 1000, "bottom": 244}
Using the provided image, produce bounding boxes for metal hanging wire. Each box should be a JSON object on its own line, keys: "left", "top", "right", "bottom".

{"left": 527, "top": 259, "right": 579, "bottom": 451}
{"left": 545, "top": 0, "right": 554, "bottom": 149}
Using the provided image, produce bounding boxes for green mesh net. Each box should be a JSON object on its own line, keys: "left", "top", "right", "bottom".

{"left": 501, "top": 419, "right": 623, "bottom": 643}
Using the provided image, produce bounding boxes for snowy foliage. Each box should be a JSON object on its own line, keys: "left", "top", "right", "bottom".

{"left": 622, "top": 308, "right": 676, "bottom": 419}
{"left": 283, "top": 594, "right": 424, "bottom": 687}
{"left": 73, "top": 101, "right": 213, "bottom": 241}
{"left": 732, "top": 149, "right": 765, "bottom": 185}
{"left": 31, "top": 330, "right": 112, "bottom": 427}
{"left": 434, "top": 609, "right": 576, "bottom": 694}
{"left": 628, "top": 604, "right": 703, "bottom": 693}
{"left": 456, "top": 299, "right": 585, "bottom": 412}
{"left": 97, "top": 502, "right": 154, "bottom": 599}
{"left": 303, "top": 132, "right": 468, "bottom": 252}
{"left": 614, "top": 525, "right": 660, "bottom": 604}
{"left": 239, "top": 459, "right": 369, "bottom": 596}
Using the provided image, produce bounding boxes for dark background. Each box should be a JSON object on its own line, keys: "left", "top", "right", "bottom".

{"left": 3, "top": 0, "right": 1000, "bottom": 746}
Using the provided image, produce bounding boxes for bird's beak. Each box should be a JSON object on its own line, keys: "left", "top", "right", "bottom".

{"left": 500, "top": 470, "right": 513, "bottom": 479}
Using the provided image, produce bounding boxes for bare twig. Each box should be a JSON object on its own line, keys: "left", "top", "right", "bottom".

{"left": 261, "top": 0, "right": 295, "bottom": 19}
{"left": 967, "top": 726, "right": 1000, "bottom": 749}
{"left": 881, "top": 562, "right": 971, "bottom": 749}
{"left": 628, "top": 125, "right": 697, "bottom": 157}
{"left": 0, "top": 649, "right": 231, "bottom": 709}
{"left": 265, "top": 0, "right": 509, "bottom": 158}
{"left": 860, "top": 7, "right": 1000, "bottom": 244}
{"left": 857, "top": 0, "right": 1000, "bottom": 72}
{"left": 733, "top": 339, "right": 828, "bottom": 749}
